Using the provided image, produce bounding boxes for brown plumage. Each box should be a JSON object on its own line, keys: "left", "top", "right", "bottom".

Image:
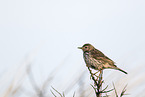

{"left": 78, "top": 43, "right": 127, "bottom": 74}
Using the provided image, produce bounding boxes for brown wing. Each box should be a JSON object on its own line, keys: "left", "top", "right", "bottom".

{"left": 90, "top": 49, "right": 116, "bottom": 66}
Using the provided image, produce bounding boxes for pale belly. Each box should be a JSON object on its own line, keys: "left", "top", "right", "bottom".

{"left": 83, "top": 52, "right": 104, "bottom": 70}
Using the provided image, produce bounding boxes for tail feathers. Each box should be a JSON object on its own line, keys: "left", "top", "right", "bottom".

{"left": 115, "top": 67, "right": 128, "bottom": 74}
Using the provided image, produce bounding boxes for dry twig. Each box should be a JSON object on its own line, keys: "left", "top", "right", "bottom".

{"left": 88, "top": 67, "right": 114, "bottom": 97}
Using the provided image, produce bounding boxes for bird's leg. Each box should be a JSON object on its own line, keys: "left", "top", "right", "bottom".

{"left": 90, "top": 70, "right": 99, "bottom": 80}
{"left": 88, "top": 67, "right": 93, "bottom": 79}
{"left": 90, "top": 74, "right": 99, "bottom": 80}
{"left": 93, "top": 71, "right": 99, "bottom": 75}
{"left": 96, "top": 71, "right": 102, "bottom": 81}
{"left": 88, "top": 68, "right": 98, "bottom": 80}
{"left": 88, "top": 70, "right": 100, "bottom": 80}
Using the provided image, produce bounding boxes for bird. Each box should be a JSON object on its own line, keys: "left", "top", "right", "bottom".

{"left": 78, "top": 43, "right": 127, "bottom": 74}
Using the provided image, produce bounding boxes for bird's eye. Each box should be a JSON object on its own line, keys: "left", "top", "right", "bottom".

{"left": 85, "top": 46, "right": 88, "bottom": 49}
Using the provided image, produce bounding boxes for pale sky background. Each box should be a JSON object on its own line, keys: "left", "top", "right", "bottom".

{"left": 0, "top": 0, "right": 145, "bottom": 97}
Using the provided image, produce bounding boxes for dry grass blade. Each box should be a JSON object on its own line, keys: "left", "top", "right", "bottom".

{"left": 50, "top": 89, "right": 57, "bottom": 97}
{"left": 112, "top": 83, "right": 128, "bottom": 97}
{"left": 63, "top": 92, "right": 65, "bottom": 97}
{"left": 120, "top": 84, "right": 128, "bottom": 96}
{"left": 27, "top": 65, "right": 40, "bottom": 93}
{"left": 11, "top": 85, "right": 21, "bottom": 96}
{"left": 113, "top": 83, "right": 118, "bottom": 97}
{"left": 51, "top": 86, "right": 64, "bottom": 97}
{"left": 3, "top": 81, "right": 14, "bottom": 97}
{"left": 73, "top": 92, "right": 75, "bottom": 97}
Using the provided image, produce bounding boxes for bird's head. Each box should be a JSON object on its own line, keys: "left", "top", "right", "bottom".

{"left": 78, "top": 43, "right": 94, "bottom": 52}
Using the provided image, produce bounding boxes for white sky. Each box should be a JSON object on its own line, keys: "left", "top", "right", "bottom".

{"left": 0, "top": 0, "right": 145, "bottom": 96}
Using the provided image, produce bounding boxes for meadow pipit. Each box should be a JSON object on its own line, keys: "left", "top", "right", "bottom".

{"left": 78, "top": 43, "right": 127, "bottom": 74}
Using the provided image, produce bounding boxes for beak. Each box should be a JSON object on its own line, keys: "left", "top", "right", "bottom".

{"left": 78, "top": 47, "right": 82, "bottom": 49}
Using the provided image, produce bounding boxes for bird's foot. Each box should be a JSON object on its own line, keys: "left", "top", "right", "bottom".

{"left": 93, "top": 71, "right": 99, "bottom": 75}
{"left": 90, "top": 75, "right": 99, "bottom": 80}
{"left": 90, "top": 71, "right": 100, "bottom": 80}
